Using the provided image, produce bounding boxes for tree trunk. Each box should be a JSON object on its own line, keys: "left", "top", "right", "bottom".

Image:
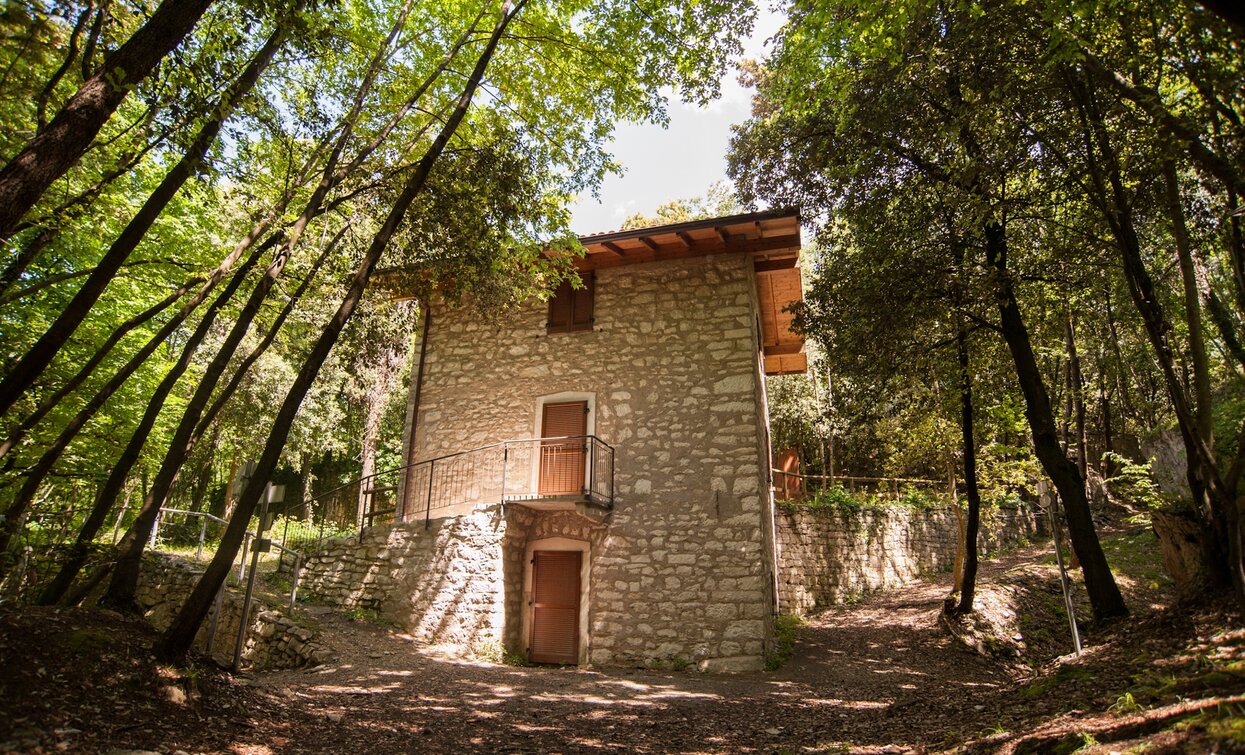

{"left": 0, "top": 278, "right": 197, "bottom": 462}
{"left": 1072, "top": 74, "right": 1241, "bottom": 602}
{"left": 101, "top": 221, "right": 341, "bottom": 606}
{"left": 0, "top": 234, "right": 275, "bottom": 569}
{"left": 1164, "top": 158, "right": 1215, "bottom": 449}
{"left": 0, "top": 0, "right": 216, "bottom": 239}
{"left": 1066, "top": 314, "right": 1089, "bottom": 485}
{"left": 32, "top": 242, "right": 269, "bottom": 605}
{"left": 955, "top": 322, "right": 983, "bottom": 614}
{"left": 156, "top": 0, "right": 523, "bottom": 662}
{"left": 0, "top": 22, "right": 283, "bottom": 418}
{"left": 985, "top": 220, "right": 1128, "bottom": 621}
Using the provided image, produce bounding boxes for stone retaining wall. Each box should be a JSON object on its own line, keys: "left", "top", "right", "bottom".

{"left": 137, "top": 554, "right": 329, "bottom": 670}
{"left": 301, "top": 508, "right": 509, "bottom": 654}
{"left": 775, "top": 504, "right": 1046, "bottom": 615}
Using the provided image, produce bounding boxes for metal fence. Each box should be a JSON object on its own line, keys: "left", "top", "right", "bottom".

{"left": 148, "top": 508, "right": 306, "bottom": 611}
{"left": 304, "top": 434, "right": 616, "bottom": 541}
{"left": 772, "top": 470, "right": 950, "bottom": 502}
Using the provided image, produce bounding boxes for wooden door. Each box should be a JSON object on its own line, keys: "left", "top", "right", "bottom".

{"left": 539, "top": 401, "right": 587, "bottom": 495}
{"left": 529, "top": 550, "right": 581, "bottom": 664}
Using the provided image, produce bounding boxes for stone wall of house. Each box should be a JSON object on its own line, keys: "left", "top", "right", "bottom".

{"left": 399, "top": 252, "right": 774, "bottom": 671}
{"left": 775, "top": 504, "right": 1047, "bottom": 615}
{"left": 137, "top": 554, "right": 330, "bottom": 670}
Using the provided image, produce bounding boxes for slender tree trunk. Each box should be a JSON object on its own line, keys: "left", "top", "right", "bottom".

{"left": 0, "top": 0, "right": 217, "bottom": 239}
{"left": 356, "top": 342, "right": 402, "bottom": 526}
{"left": 0, "top": 235, "right": 275, "bottom": 569}
{"left": 0, "top": 277, "right": 197, "bottom": 462}
{"left": 0, "top": 23, "right": 284, "bottom": 418}
{"left": 101, "top": 224, "right": 341, "bottom": 606}
{"left": 222, "top": 449, "right": 239, "bottom": 520}
{"left": 955, "top": 322, "right": 982, "bottom": 614}
{"left": 1066, "top": 314, "right": 1089, "bottom": 485}
{"left": 30, "top": 242, "right": 269, "bottom": 603}
{"left": 1164, "top": 158, "right": 1215, "bottom": 448}
{"left": 156, "top": 0, "right": 523, "bottom": 662}
{"left": 985, "top": 220, "right": 1128, "bottom": 621}
{"left": 1073, "top": 73, "right": 1241, "bottom": 601}
{"left": 100, "top": 244, "right": 292, "bottom": 608}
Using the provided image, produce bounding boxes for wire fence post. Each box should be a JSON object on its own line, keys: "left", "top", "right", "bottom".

{"left": 148, "top": 510, "right": 161, "bottom": 549}
{"left": 425, "top": 460, "right": 434, "bottom": 530}
{"left": 289, "top": 553, "right": 301, "bottom": 612}
{"left": 237, "top": 533, "right": 250, "bottom": 583}
{"left": 1042, "top": 481, "right": 1082, "bottom": 656}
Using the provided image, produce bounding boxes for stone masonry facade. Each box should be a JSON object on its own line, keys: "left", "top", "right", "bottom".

{"left": 379, "top": 252, "right": 778, "bottom": 671}
{"left": 775, "top": 504, "right": 1047, "bottom": 614}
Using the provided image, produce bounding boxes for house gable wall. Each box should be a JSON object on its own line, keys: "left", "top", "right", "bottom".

{"left": 407, "top": 252, "right": 774, "bottom": 670}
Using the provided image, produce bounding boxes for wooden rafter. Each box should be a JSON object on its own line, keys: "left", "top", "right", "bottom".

{"left": 602, "top": 241, "right": 625, "bottom": 256}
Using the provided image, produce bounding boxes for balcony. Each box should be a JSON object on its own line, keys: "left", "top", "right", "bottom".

{"left": 313, "top": 436, "right": 615, "bottom": 534}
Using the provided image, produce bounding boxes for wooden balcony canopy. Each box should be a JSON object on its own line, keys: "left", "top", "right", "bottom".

{"left": 577, "top": 210, "right": 806, "bottom": 375}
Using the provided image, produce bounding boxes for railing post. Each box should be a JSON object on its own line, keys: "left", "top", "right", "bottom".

{"left": 197, "top": 516, "right": 207, "bottom": 560}
{"left": 500, "top": 445, "right": 509, "bottom": 504}
{"left": 238, "top": 533, "right": 250, "bottom": 582}
{"left": 279, "top": 516, "right": 290, "bottom": 571}
{"left": 148, "top": 510, "right": 161, "bottom": 549}
{"left": 289, "top": 554, "right": 301, "bottom": 612}
{"left": 425, "top": 459, "right": 434, "bottom": 530}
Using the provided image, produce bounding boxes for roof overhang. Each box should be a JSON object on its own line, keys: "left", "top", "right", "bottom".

{"left": 376, "top": 210, "right": 808, "bottom": 376}
{"left": 576, "top": 210, "right": 807, "bottom": 376}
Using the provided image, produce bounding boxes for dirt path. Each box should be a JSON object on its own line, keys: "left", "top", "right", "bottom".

{"left": 243, "top": 554, "right": 1033, "bottom": 754}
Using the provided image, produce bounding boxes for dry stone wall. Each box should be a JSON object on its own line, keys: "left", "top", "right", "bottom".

{"left": 137, "top": 554, "right": 329, "bottom": 670}
{"left": 775, "top": 504, "right": 1046, "bottom": 614}
{"left": 301, "top": 508, "right": 509, "bottom": 654}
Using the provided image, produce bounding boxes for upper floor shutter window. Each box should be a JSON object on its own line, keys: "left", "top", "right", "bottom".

{"left": 547, "top": 273, "right": 594, "bottom": 333}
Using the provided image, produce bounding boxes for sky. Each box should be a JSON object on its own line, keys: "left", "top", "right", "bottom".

{"left": 567, "top": 8, "right": 786, "bottom": 235}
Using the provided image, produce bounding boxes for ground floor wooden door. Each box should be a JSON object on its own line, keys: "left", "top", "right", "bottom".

{"left": 529, "top": 550, "right": 581, "bottom": 664}
{"left": 538, "top": 401, "right": 587, "bottom": 495}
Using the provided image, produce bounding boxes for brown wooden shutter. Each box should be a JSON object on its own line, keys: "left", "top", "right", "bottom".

{"left": 539, "top": 401, "right": 587, "bottom": 495}
{"left": 548, "top": 280, "right": 573, "bottom": 331}
{"left": 530, "top": 550, "right": 581, "bottom": 664}
{"left": 570, "top": 272, "right": 594, "bottom": 330}
{"left": 547, "top": 274, "right": 593, "bottom": 333}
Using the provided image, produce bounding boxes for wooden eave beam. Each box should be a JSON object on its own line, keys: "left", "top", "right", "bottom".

{"left": 715, "top": 226, "right": 731, "bottom": 244}
{"left": 763, "top": 342, "right": 804, "bottom": 356}
{"left": 753, "top": 256, "right": 798, "bottom": 272}
{"left": 675, "top": 231, "right": 693, "bottom": 249}
{"left": 602, "top": 241, "right": 626, "bottom": 256}
{"left": 637, "top": 236, "right": 660, "bottom": 252}
{"left": 575, "top": 233, "right": 801, "bottom": 272}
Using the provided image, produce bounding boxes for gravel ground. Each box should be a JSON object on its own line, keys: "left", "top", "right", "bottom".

{"left": 8, "top": 533, "right": 1239, "bottom": 754}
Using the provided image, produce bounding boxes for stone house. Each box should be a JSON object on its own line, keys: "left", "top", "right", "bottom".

{"left": 306, "top": 210, "right": 806, "bottom": 671}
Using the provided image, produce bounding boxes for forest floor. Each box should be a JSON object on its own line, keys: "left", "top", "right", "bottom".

{"left": 1, "top": 527, "right": 1243, "bottom": 754}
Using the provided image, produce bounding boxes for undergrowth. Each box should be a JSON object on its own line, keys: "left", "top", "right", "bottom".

{"left": 766, "top": 613, "right": 803, "bottom": 671}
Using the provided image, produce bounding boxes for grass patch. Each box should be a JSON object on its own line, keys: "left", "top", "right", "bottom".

{"left": 766, "top": 613, "right": 803, "bottom": 671}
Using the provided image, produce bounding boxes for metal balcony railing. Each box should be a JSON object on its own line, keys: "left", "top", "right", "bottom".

{"left": 308, "top": 435, "right": 614, "bottom": 541}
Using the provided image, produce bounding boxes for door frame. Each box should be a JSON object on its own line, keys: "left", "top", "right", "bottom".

{"left": 530, "top": 392, "right": 595, "bottom": 495}
{"left": 523, "top": 536, "right": 590, "bottom": 665}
